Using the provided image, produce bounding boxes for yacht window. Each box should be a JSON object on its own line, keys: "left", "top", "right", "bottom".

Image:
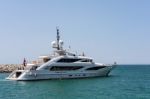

{"left": 86, "top": 66, "right": 106, "bottom": 70}
{"left": 81, "top": 59, "right": 93, "bottom": 62}
{"left": 57, "top": 58, "right": 81, "bottom": 63}
{"left": 50, "top": 66, "right": 83, "bottom": 71}
{"left": 89, "top": 59, "right": 93, "bottom": 62}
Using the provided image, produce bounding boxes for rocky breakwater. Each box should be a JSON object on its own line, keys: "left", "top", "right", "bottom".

{"left": 0, "top": 64, "right": 24, "bottom": 73}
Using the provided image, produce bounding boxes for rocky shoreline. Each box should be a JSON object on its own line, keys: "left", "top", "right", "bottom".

{"left": 0, "top": 64, "right": 24, "bottom": 73}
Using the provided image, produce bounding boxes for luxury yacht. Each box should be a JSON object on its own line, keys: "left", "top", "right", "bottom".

{"left": 6, "top": 28, "right": 116, "bottom": 81}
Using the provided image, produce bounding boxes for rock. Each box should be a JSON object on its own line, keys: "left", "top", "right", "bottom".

{"left": 0, "top": 64, "right": 24, "bottom": 73}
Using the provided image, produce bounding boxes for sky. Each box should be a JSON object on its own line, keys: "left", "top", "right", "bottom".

{"left": 0, "top": 0, "right": 150, "bottom": 64}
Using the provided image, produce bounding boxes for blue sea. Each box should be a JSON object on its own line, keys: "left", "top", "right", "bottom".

{"left": 0, "top": 65, "right": 150, "bottom": 99}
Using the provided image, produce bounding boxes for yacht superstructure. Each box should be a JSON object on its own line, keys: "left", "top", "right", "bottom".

{"left": 6, "top": 28, "right": 116, "bottom": 81}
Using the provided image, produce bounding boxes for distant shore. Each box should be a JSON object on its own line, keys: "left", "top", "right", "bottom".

{"left": 0, "top": 64, "right": 24, "bottom": 73}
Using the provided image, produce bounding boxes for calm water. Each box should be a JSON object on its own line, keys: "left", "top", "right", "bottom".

{"left": 0, "top": 65, "right": 150, "bottom": 99}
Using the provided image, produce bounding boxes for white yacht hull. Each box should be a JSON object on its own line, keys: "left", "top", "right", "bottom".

{"left": 6, "top": 29, "right": 117, "bottom": 81}
{"left": 6, "top": 66, "right": 114, "bottom": 81}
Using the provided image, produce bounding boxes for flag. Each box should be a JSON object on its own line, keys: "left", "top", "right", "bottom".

{"left": 23, "top": 58, "right": 27, "bottom": 66}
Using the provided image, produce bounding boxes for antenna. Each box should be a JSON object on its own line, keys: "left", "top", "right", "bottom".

{"left": 56, "top": 27, "right": 60, "bottom": 50}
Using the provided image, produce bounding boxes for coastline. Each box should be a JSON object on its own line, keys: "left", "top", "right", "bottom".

{"left": 0, "top": 64, "right": 24, "bottom": 73}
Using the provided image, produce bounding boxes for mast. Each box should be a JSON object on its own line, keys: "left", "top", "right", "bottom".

{"left": 56, "top": 27, "right": 60, "bottom": 50}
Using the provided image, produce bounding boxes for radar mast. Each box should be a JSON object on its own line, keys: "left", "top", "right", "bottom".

{"left": 56, "top": 27, "right": 60, "bottom": 50}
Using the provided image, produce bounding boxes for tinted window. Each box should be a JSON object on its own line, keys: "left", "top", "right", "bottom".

{"left": 86, "top": 66, "right": 106, "bottom": 70}
{"left": 57, "top": 58, "right": 81, "bottom": 63}
{"left": 50, "top": 66, "right": 83, "bottom": 71}
{"left": 81, "top": 59, "right": 93, "bottom": 62}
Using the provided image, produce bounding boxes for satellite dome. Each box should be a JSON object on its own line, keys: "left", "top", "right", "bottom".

{"left": 59, "top": 40, "right": 64, "bottom": 45}
{"left": 51, "top": 41, "right": 57, "bottom": 48}
{"left": 59, "top": 40, "right": 64, "bottom": 48}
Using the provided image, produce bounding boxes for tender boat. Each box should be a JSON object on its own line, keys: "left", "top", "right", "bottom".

{"left": 6, "top": 28, "right": 116, "bottom": 81}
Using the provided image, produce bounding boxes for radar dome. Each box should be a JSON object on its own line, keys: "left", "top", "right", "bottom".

{"left": 51, "top": 41, "right": 57, "bottom": 48}
{"left": 59, "top": 40, "right": 64, "bottom": 48}
{"left": 59, "top": 40, "right": 64, "bottom": 45}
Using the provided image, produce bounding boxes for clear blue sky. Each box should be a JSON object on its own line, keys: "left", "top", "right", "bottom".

{"left": 0, "top": 0, "right": 150, "bottom": 64}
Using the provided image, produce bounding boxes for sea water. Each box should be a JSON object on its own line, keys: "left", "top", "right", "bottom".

{"left": 0, "top": 65, "right": 150, "bottom": 99}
